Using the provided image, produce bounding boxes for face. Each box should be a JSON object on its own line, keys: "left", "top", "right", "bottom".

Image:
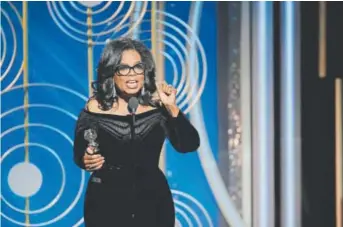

{"left": 114, "top": 49, "right": 145, "bottom": 95}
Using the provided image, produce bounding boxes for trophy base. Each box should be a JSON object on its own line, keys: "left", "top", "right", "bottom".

{"left": 85, "top": 147, "right": 99, "bottom": 155}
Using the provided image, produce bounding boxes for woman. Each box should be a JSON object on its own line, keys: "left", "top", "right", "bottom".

{"left": 73, "top": 38, "right": 200, "bottom": 227}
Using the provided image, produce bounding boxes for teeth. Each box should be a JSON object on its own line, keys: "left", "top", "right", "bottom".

{"left": 126, "top": 81, "right": 138, "bottom": 88}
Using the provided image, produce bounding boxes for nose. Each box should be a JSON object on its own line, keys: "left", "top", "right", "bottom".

{"left": 127, "top": 68, "right": 136, "bottom": 77}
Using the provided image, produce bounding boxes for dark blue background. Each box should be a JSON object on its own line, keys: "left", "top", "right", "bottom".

{"left": 1, "top": 2, "right": 219, "bottom": 226}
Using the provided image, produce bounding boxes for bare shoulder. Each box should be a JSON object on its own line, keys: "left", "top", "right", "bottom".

{"left": 85, "top": 98, "right": 101, "bottom": 113}
{"left": 143, "top": 105, "right": 157, "bottom": 111}
{"left": 138, "top": 105, "right": 159, "bottom": 114}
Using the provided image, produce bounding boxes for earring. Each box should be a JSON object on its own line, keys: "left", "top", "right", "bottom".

{"left": 141, "top": 86, "right": 145, "bottom": 96}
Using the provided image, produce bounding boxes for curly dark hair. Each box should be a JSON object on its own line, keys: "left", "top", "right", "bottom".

{"left": 91, "top": 38, "right": 158, "bottom": 111}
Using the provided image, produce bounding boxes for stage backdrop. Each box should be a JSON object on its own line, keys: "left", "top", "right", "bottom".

{"left": 1, "top": 2, "right": 247, "bottom": 227}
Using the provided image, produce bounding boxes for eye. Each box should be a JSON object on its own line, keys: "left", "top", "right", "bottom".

{"left": 133, "top": 63, "right": 145, "bottom": 74}
{"left": 116, "top": 65, "right": 130, "bottom": 76}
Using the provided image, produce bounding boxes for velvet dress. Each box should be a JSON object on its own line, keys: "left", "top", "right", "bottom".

{"left": 73, "top": 106, "right": 200, "bottom": 227}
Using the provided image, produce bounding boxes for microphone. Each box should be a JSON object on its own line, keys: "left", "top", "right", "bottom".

{"left": 128, "top": 96, "right": 139, "bottom": 114}
{"left": 128, "top": 97, "right": 139, "bottom": 140}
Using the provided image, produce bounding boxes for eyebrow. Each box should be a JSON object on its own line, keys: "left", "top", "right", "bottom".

{"left": 119, "top": 61, "right": 142, "bottom": 66}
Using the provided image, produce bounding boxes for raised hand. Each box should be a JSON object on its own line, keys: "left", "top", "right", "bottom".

{"left": 155, "top": 81, "right": 180, "bottom": 117}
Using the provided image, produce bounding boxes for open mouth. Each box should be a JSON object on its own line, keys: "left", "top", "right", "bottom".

{"left": 126, "top": 80, "right": 138, "bottom": 89}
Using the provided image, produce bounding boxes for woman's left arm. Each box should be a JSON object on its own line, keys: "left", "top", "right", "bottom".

{"left": 163, "top": 104, "right": 200, "bottom": 153}
{"left": 156, "top": 82, "right": 200, "bottom": 152}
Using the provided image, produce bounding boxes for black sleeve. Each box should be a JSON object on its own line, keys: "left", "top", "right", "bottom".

{"left": 162, "top": 108, "right": 200, "bottom": 153}
{"left": 73, "top": 112, "right": 89, "bottom": 169}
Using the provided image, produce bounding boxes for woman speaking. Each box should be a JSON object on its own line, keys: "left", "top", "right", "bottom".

{"left": 73, "top": 38, "right": 200, "bottom": 227}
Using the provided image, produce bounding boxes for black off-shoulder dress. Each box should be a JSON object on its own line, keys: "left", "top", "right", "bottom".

{"left": 73, "top": 107, "right": 200, "bottom": 227}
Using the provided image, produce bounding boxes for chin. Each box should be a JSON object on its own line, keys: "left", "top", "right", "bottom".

{"left": 123, "top": 88, "right": 141, "bottom": 95}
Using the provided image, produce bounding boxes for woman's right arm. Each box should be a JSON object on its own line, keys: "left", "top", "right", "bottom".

{"left": 73, "top": 102, "right": 105, "bottom": 171}
{"left": 73, "top": 113, "right": 88, "bottom": 169}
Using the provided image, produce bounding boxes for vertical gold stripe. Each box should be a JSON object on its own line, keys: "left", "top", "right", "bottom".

{"left": 158, "top": 2, "right": 166, "bottom": 173}
{"left": 157, "top": 1, "right": 165, "bottom": 79}
{"left": 319, "top": 1, "right": 326, "bottom": 79}
{"left": 23, "top": 1, "right": 30, "bottom": 225}
{"left": 87, "top": 8, "right": 94, "bottom": 97}
{"left": 335, "top": 78, "right": 343, "bottom": 227}
{"left": 185, "top": 4, "right": 196, "bottom": 100}
{"left": 129, "top": 2, "right": 134, "bottom": 29}
{"left": 151, "top": 2, "right": 166, "bottom": 173}
{"left": 151, "top": 2, "right": 157, "bottom": 62}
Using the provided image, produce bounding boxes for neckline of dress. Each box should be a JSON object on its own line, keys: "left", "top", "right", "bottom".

{"left": 82, "top": 107, "right": 160, "bottom": 119}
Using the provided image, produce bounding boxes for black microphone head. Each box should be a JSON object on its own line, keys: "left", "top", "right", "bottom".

{"left": 128, "top": 97, "right": 139, "bottom": 114}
